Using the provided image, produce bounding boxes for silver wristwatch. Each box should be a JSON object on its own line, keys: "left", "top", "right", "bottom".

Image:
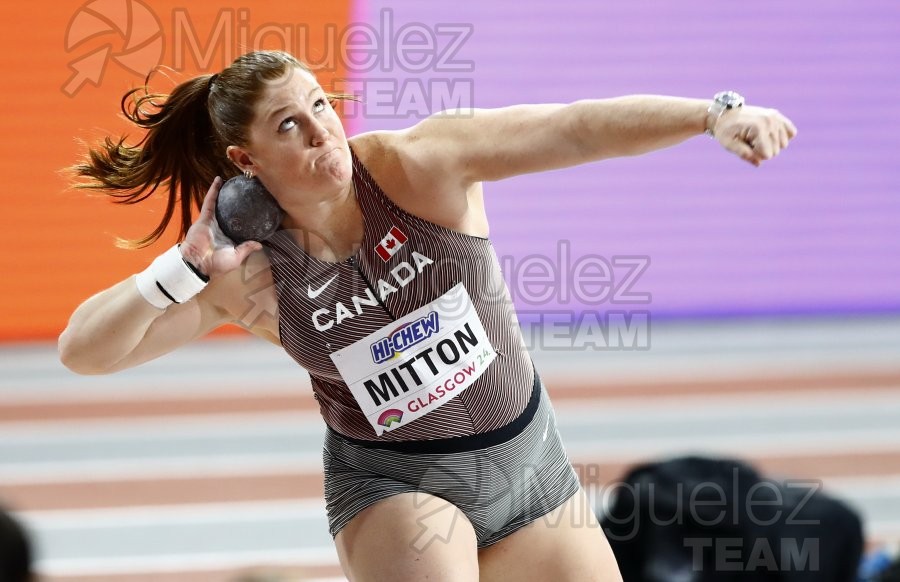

{"left": 706, "top": 91, "right": 745, "bottom": 137}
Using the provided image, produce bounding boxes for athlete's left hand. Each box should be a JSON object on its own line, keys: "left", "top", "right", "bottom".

{"left": 713, "top": 106, "right": 798, "bottom": 167}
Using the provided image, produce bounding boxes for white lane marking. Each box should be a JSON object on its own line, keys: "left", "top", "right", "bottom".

{"left": 0, "top": 453, "right": 324, "bottom": 485}
{"left": 16, "top": 499, "right": 327, "bottom": 528}
{"left": 17, "top": 480, "right": 900, "bottom": 531}
{"left": 551, "top": 391, "right": 900, "bottom": 422}
{"left": 3, "top": 389, "right": 899, "bottom": 437}
{"left": 4, "top": 424, "right": 900, "bottom": 485}
{"left": 583, "top": 476, "right": 900, "bottom": 501}
{"left": 33, "top": 547, "right": 340, "bottom": 577}
{"left": 564, "top": 427, "right": 900, "bottom": 460}
{"left": 0, "top": 411, "right": 324, "bottom": 440}
{"left": 24, "top": 520, "right": 900, "bottom": 579}
{"left": 0, "top": 382, "right": 312, "bottom": 403}
{"left": 820, "top": 474, "right": 900, "bottom": 494}
{"left": 3, "top": 385, "right": 899, "bottom": 435}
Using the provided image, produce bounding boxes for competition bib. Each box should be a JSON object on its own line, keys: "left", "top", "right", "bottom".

{"left": 330, "top": 283, "right": 497, "bottom": 435}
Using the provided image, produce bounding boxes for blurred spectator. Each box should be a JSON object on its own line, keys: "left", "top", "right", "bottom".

{"left": 600, "top": 455, "right": 864, "bottom": 581}
{"left": 0, "top": 504, "right": 33, "bottom": 582}
{"left": 873, "top": 552, "right": 900, "bottom": 582}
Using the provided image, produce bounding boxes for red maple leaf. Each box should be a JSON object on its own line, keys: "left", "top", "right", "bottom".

{"left": 385, "top": 238, "right": 396, "bottom": 249}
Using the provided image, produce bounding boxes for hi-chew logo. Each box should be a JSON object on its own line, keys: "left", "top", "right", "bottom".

{"left": 371, "top": 312, "right": 439, "bottom": 364}
{"left": 375, "top": 226, "right": 408, "bottom": 262}
{"left": 378, "top": 408, "right": 404, "bottom": 428}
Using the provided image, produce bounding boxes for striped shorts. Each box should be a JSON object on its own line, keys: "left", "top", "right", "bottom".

{"left": 321, "top": 371, "right": 582, "bottom": 548}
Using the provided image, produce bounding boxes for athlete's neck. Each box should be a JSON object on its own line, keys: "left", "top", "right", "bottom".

{"left": 281, "top": 181, "right": 364, "bottom": 262}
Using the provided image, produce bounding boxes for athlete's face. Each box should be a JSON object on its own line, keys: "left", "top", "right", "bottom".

{"left": 235, "top": 68, "right": 352, "bottom": 202}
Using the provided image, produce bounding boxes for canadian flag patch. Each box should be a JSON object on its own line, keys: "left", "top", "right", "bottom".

{"left": 374, "top": 225, "right": 408, "bottom": 262}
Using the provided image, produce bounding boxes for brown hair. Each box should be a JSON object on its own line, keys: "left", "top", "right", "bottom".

{"left": 71, "top": 50, "right": 353, "bottom": 249}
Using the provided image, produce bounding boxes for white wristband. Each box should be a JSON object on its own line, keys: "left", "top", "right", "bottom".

{"left": 135, "top": 245, "right": 209, "bottom": 309}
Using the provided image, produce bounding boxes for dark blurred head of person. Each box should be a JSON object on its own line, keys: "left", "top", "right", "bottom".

{"left": 0, "top": 505, "right": 33, "bottom": 582}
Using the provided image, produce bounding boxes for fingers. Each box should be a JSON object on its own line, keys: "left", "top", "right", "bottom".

{"left": 212, "top": 241, "right": 262, "bottom": 277}
{"left": 724, "top": 134, "right": 760, "bottom": 167}
{"left": 768, "top": 130, "right": 781, "bottom": 157}
{"left": 753, "top": 115, "right": 797, "bottom": 162}
{"left": 782, "top": 115, "right": 798, "bottom": 139}
{"left": 777, "top": 124, "right": 790, "bottom": 150}
{"left": 204, "top": 240, "right": 262, "bottom": 279}
{"left": 198, "top": 176, "right": 223, "bottom": 220}
{"left": 720, "top": 106, "right": 798, "bottom": 167}
{"left": 749, "top": 125, "right": 775, "bottom": 161}
{"left": 771, "top": 110, "right": 796, "bottom": 151}
{"left": 210, "top": 215, "right": 236, "bottom": 248}
{"left": 234, "top": 240, "right": 264, "bottom": 262}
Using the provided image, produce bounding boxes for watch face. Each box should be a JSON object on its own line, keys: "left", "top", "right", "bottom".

{"left": 717, "top": 91, "right": 745, "bottom": 108}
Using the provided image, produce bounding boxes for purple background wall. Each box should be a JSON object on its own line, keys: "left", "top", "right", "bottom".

{"left": 350, "top": 1, "right": 900, "bottom": 318}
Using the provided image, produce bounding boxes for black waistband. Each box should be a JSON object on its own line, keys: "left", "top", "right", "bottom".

{"left": 328, "top": 368, "right": 543, "bottom": 455}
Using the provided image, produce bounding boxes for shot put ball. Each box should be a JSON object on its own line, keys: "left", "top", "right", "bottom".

{"left": 214, "top": 175, "right": 285, "bottom": 243}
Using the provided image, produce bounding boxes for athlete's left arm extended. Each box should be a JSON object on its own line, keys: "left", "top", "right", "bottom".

{"left": 400, "top": 95, "right": 797, "bottom": 185}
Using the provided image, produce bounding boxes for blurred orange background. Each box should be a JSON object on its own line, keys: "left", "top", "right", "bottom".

{"left": 0, "top": 0, "right": 352, "bottom": 341}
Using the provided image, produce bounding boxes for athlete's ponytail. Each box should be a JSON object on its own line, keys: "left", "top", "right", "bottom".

{"left": 70, "top": 50, "right": 353, "bottom": 249}
{"left": 72, "top": 73, "right": 225, "bottom": 248}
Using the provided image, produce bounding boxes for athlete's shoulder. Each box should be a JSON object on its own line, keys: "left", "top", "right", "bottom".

{"left": 348, "top": 131, "right": 406, "bottom": 172}
{"left": 348, "top": 130, "right": 487, "bottom": 238}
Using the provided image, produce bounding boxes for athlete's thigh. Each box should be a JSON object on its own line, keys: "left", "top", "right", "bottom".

{"left": 477, "top": 488, "right": 623, "bottom": 582}
{"left": 335, "top": 491, "right": 480, "bottom": 582}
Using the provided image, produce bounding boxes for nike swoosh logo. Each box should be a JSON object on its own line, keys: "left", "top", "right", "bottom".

{"left": 307, "top": 274, "right": 338, "bottom": 299}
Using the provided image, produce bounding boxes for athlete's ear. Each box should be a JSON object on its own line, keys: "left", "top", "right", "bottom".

{"left": 226, "top": 145, "right": 256, "bottom": 175}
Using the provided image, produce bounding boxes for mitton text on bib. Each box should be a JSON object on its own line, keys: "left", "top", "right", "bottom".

{"left": 330, "top": 283, "right": 497, "bottom": 435}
